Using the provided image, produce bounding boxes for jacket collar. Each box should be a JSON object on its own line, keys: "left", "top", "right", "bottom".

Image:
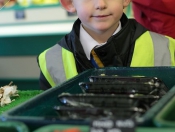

{"left": 58, "top": 13, "right": 147, "bottom": 73}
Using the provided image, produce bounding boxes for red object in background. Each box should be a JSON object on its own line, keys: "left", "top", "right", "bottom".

{"left": 132, "top": 0, "right": 175, "bottom": 38}
{"left": 53, "top": 128, "right": 81, "bottom": 132}
{"left": 0, "top": 0, "right": 16, "bottom": 8}
{"left": 0, "top": 0, "right": 5, "bottom": 6}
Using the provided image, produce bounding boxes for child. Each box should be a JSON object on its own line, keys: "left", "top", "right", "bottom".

{"left": 38, "top": 0, "right": 175, "bottom": 90}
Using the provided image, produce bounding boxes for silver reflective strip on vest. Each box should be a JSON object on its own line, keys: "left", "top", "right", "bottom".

{"left": 150, "top": 31, "right": 171, "bottom": 66}
{"left": 45, "top": 44, "right": 66, "bottom": 85}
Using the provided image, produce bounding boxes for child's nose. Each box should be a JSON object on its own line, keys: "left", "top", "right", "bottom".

{"left": 95, "top": 0, "right": 107, "bottom": 10}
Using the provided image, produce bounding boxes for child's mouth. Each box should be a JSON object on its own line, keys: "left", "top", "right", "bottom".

{"left": 95, "top": 15, "right": 110, "bottom": 18}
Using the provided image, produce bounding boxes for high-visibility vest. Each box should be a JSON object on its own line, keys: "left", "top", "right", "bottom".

{"left": 38, "top": 31, "right": 175, "bottom": 87}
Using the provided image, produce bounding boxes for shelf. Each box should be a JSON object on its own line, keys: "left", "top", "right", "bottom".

{"left": 0, "top": 21, "right": 74, "bottom": 37}
{"left": 0, "top": 3, "right": 77, "bottom": 37}
{"left": 0, "top": 3, "right": 61, "bottom": 11}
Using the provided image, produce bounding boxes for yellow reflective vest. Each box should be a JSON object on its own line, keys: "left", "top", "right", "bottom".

{"left": 38, "top": 31, "right": 175, "bottom": 87}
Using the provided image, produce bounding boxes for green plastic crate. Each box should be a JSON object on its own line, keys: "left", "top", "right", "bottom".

{"left": 33, "top": 124, "right": 89, "bottom": 132}
{"left": 136, "top": 127, "right": 175, "bottom": 132}
{"left": 154, "top": 95, "right": 175, "bottom": 127}
{"left": 0, "top": 121, "right": 29, "bottom": 132}
{"left": 33, "top": 124, "right": 175, "bottom": 132}
{"left": 1, "top": 67, "right": 175, "bottom": 131}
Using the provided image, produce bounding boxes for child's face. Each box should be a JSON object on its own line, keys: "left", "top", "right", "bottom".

{"left": 67, "top": 0, "right": 130, "bottom": 34}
